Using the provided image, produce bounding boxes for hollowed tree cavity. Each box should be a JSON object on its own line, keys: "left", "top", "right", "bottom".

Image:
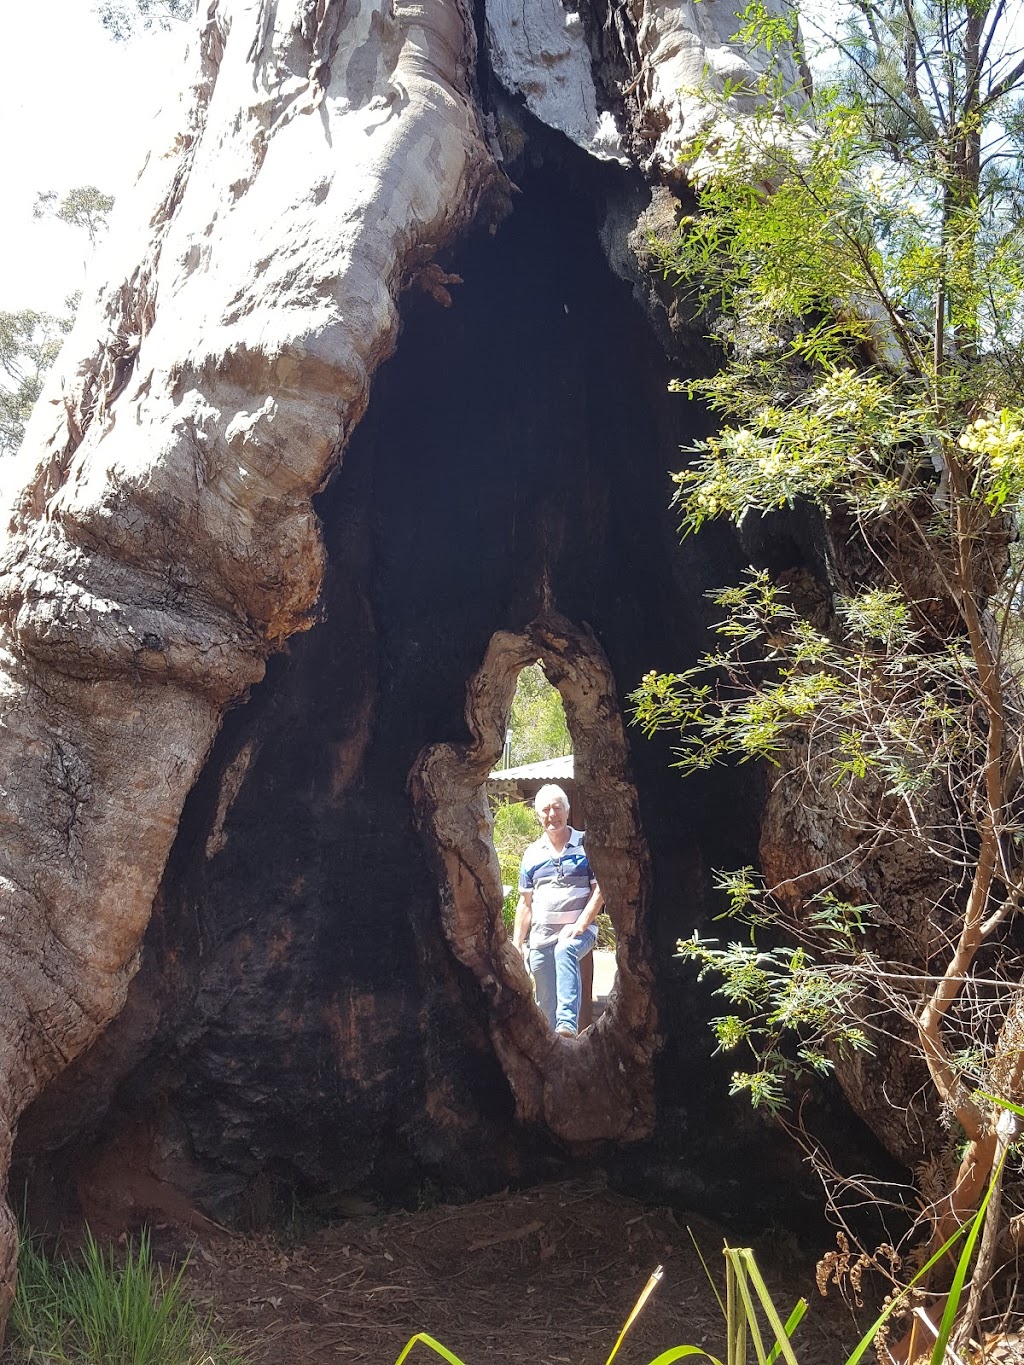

{"left": 13, "top": 141, "right": 793, "bottom": 1223}
{"left": 411, "top": 613, "right": 655, "bottom": 1143}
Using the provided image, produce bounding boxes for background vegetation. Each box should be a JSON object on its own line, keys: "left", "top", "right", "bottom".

{"left": 634, "top": 0, "right": 1024, "bottom": 1348}
{"left": 491, "top": 664, "right": 571, "bottom": 928}
{"left": 506, "top": 664, "right": 572, "bottom": 767}
{"left": 492, "top": 798, "right": 536, "bottom": 930}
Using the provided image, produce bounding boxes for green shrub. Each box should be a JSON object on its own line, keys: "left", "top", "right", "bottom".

{"left": 491, "top": 800, "right": 536, "bottom": 930}
{"left": 9, "top": 1228, "right": 244, "bottom": 1365}
{"left": 596, "top": 910, "right": 616, "bottom": 949}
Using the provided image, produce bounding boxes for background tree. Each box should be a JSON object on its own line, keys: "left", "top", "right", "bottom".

{"left": 94, "top": 0, "right": 193, "bottom": 40}
{"left": 32, "top": 187, "right": 114, "bottom": 251}
{"left": 491, "top": 800, "right": 536, "bottom": 929}
{"left": 508, "top": 663, "right": 572, "bottom": 767}
{"left": 635, "top": 0, "right": 1024, "bottom": 1347}
{"left": 0, "top": 307, "right": 73, "bottom": 457}
{"left": 1, "top": 185, "right": 113, "bottom": 459}
{"left": 490, "top": 665, "right": 573, "bottom": 927}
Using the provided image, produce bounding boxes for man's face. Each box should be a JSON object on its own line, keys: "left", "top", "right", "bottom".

{"left": 538, "top": 800, "right": 568, "bottom": 836}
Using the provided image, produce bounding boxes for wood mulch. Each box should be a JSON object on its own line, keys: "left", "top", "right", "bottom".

{"left": 167, "top": 1176, "right": 862, "bottom": 1365}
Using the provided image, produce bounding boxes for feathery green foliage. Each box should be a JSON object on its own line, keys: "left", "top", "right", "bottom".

{"left": 635, "top": 0, "right": 1024, "bottom": 1342}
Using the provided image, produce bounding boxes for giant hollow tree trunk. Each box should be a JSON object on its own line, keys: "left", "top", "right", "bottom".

{"left": 0, "top": 0, "right": 809, "bottom": 1324}
{"left": 0, "top": 0, "right": 496, "bottom": 1314}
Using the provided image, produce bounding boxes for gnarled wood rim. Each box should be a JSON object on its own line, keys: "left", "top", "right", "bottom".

{"left": 410, "top": 610, "right": 657, "bottom": 1143}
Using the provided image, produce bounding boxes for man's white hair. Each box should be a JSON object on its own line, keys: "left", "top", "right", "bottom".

{"left": 534, "top": 783, "right": 570, "bottom": 815}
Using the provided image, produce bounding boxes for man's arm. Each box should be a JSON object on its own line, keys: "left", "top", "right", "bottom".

{"left": 513, "top": 889, "right": 532, "bottom": 956}
{"left": 559, "top": 882, "right": 604, "bottom": 942}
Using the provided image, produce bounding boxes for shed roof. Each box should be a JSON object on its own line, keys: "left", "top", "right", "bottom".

{"left": 487, "top": 754, "right": 574, "bottom": 785}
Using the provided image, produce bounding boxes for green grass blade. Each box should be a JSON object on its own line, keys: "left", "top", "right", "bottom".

{"left": 726, "top": 1251, "right": 745, "bottom": 1365}
{"left": 646, "top": 1349, "right": 726, "bottom": 1365}
{"left": 736, "top": 1248, "right": 803, "bottom": 1365}
{"left": 394, "top": 1333, "right": 469, "bottom": 1365}
{"left": 606, "top": 1265, "right": 666, "bottom": 1365}
{"left": 976, "top": 1091, "right": 1024, "bottom": 1119}
{"left": 765, "top": 1296, "right": 808, "bottom": 1365}
{"left": 727, "top": 1249, "right": 769, "bottom": 1365}
{"left": 688, "top": 1229, "right": 727, "bottom": 1320}
{"left": 929, "top": 1147, "right": 1007, "bottom": 1365}
{"left": 844, "top": 1217, "right": 977, "bottom": 1365}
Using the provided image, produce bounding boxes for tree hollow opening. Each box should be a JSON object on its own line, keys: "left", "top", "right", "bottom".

{"left": 489, "top": 664, "right": 617, "bottom": 1034}
{"left": 411, "top": 611, "right": 656, "bottom": 1143}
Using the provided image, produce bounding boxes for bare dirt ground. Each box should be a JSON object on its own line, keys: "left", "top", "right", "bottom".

{"left": 166, "top": 1176, "right": 861, "bottom": 1365}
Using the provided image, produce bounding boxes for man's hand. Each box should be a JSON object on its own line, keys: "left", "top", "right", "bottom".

{"left": 558, "top": 884, "right": 603, "bottom": 945}
{"left": 513, "top": 891, "right": 532, "bottom": 961}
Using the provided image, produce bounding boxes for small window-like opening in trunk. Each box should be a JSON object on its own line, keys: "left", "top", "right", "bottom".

{"left": 503, "top": 663, "right": 573, "bottom": 768}
{"left": 409, "top": 613, "right": 657, "bottom": 1144}
{"left": 488, "top": 663, "right": 616, "bottom": 1037}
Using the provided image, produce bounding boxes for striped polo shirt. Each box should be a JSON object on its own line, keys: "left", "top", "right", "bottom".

{"left": 518, "top": 828, "right": 595, "bottom": 932}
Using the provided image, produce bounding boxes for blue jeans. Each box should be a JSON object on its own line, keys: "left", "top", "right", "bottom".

{"left": 530, "top": 925, "right": 598, "bottom": 1034}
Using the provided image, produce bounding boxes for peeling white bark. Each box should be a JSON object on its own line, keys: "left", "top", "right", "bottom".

{"left": 631, "top": 0, "right": 807, "bottom": 171}
{"left": 485, "top": 0, "right": 628, "bottom": 162}
{"left": 484, "top": 0, "right": 806, "bottom": 176}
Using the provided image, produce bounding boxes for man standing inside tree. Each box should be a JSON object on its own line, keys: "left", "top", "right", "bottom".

{"left": 513, "top": 784, "right": 602, "bottom": 1037}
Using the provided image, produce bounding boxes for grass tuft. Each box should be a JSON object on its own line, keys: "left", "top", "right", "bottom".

{"left": 8, "top": 1227, "right": 244, "bottom": 1365}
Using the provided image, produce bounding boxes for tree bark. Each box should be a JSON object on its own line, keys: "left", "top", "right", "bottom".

{"left": 0, "top": 0, "right": 496, "bottom": 1319}
{"left": 0, "top": 0, "right": 805, "bottom": 1326}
